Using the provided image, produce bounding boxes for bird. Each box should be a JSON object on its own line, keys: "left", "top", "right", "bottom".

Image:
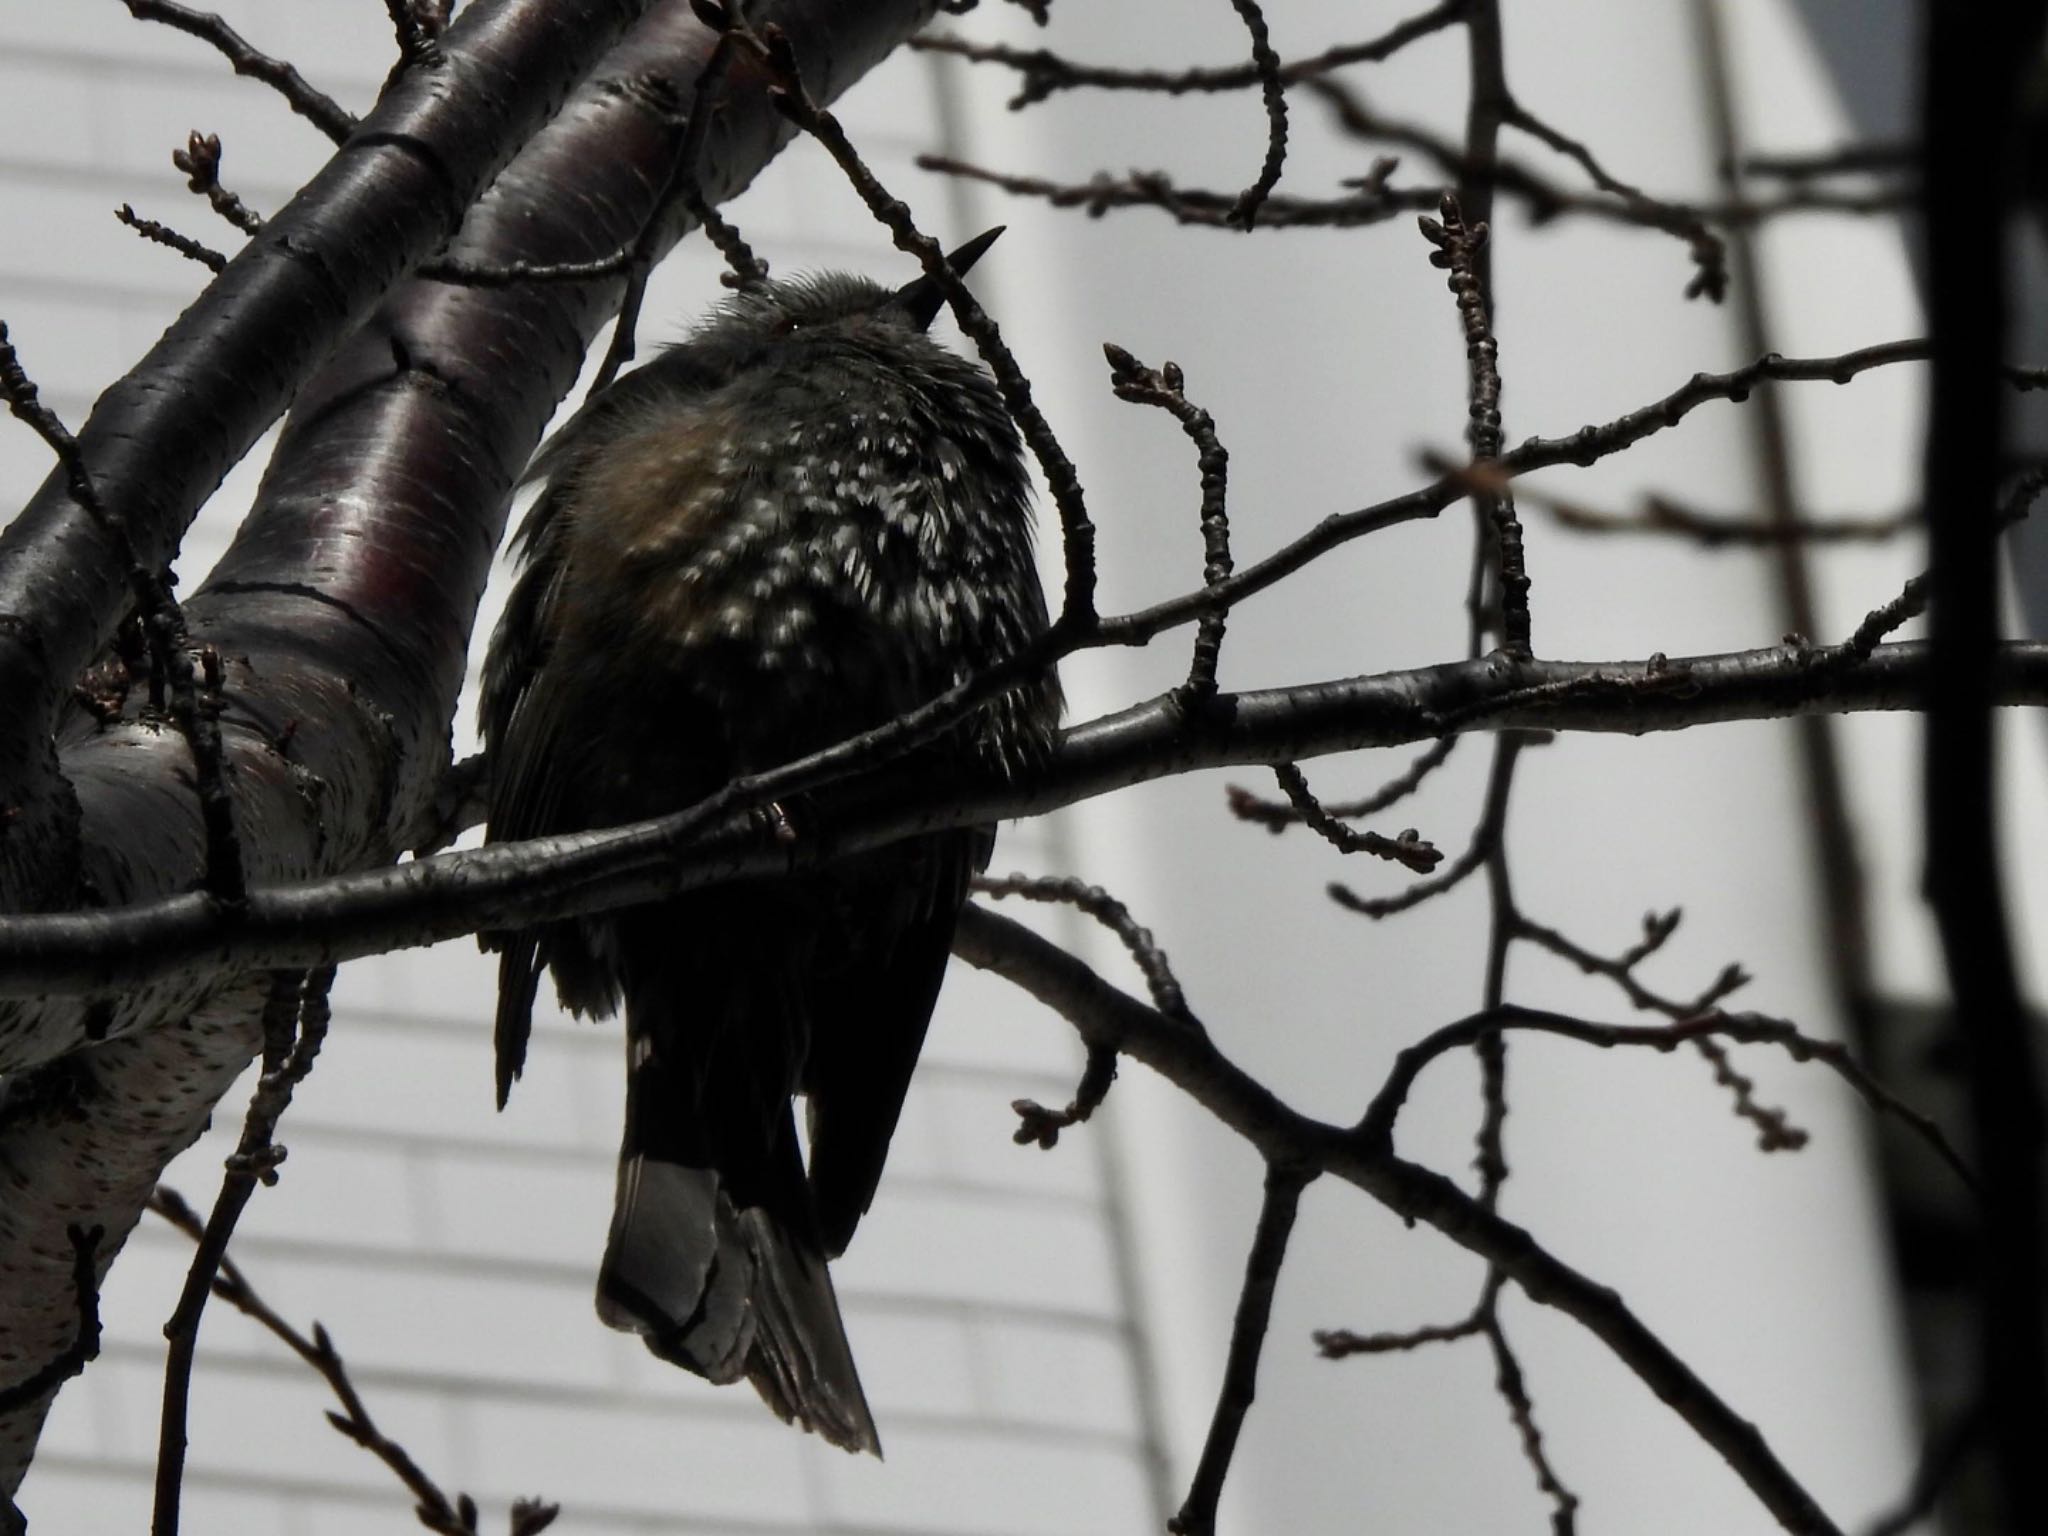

{"left": 478, "top": 229, "right": 1061, "bottom": 1454}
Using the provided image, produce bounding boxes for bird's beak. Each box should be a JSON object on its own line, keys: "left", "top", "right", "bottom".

{"left": 891, "top": 226, "right": 1005, "bottom": 331}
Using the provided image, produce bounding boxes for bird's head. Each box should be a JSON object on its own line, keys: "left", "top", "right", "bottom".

{"left": 681, "top": 226, "right": 1005, "bottom": 372}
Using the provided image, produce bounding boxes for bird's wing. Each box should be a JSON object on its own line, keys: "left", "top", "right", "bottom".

{"left": 803, "top": 830, "right": 978, "bottom": 1257}
{"left": 482, "top": 347, "right": 733, "bottom": 1103}
{"left": 480, "top": 479, "right": 580, "bottom": 1106}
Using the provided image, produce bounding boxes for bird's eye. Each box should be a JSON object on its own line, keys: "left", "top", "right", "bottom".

{"left": 774, "top": 314, "right": 803, "bottom": 335}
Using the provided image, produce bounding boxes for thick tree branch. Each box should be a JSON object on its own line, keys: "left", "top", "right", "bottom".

{"left": 0, "top": 0, "right": 664, "bottom": 826}
{"left": 0, "top": 638, "right": 2041, "bottom": 1002}
{"left": 0, "top": 0, "right": 943, "bottom": 1491}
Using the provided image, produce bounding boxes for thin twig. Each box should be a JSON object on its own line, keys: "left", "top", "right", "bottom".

{"left": 588, "top": 2, "right": 769, "bottom": 394}
{"left": 1224, "top": 0, "right": 1288, "bottom": 228}
{"left": 1822, "top": 464, "right": 2048, "bottom": 663}
{"left": 1355, "top": 1002, "right": 1975, "bottom": 1193}
{"left": 115, "top": 205, "right": 226, "bottom": 272}
{"left": 1315, "top": 1309, "right": 1484, "bottom": 1357}
{"left": 1102, "top": 344, "right": 1234, "bottom": 695}
{"left": 148, "top": 1188, "right": 556, "bottom": 1535}
{"left": 120, "top": 0, "right": 356, "bottom": 144}
{"left": 153, "top": 969, "right": 330, "bottom": 1536}
{"left": 1328, "top": 832, "right": 1485, "bottom": 917}
{"left": 1504, "top": 100, "right": 1727, "bottom": 301}
{"left": 972, "top": 872, "right": 1196, "bottom": 1023}
{"left": 1525, "top": 485, "right": 1917, "bottom": 546}
{"left": 1469, "top": 731, "right": 1528, "bottom": 1206}
{"left": 1272, "top": 764, "right": 1443, "bottom": 871}
{"left": 172, "top": 133, "right": 263, "bottom": 236}
{"left": 1168, "top": 1164, "right": 1313, "bottom": 1536}
{"left": 168, "top": 643, "right": 245, "bottom": 906}
{"left": 917, "top": 154, "right": 1439, "bottom": 230}
{"left": 1483, "top": 1293, "right": 1580, "bottom": 1533}
{"left": 1011, "top": 1046, "right": 1118, "bottom": 1149}
{"left": 1422, "top": 193, "right": 1531, "bottom": 655}
{"left": 1227, "top": 737, "right": 1457, "bottom": 829}
{"left": 1740, "top": 142, "right": 1915, "bottom": 181}
{"left": 1328, "top": 732, "right": 1523, "bottom": 920}
{"left": 912, "top": 1, "right": 1469, "bottom": 106}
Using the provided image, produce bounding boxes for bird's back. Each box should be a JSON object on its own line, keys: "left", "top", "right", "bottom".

{"left": 480, "top": 280, "right": 1058, "bottom": 1452}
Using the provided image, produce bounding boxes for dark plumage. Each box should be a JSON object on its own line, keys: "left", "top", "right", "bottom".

{"left": 479, "top": 234, "right": 1060, "bottom": 1453}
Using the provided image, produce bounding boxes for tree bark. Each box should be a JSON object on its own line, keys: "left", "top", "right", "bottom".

{"left": 0, "top": 0, "right": 936, "bottom": 1494}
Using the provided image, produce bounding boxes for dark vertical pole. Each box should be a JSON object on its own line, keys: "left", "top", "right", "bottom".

{"left": 1920, "top": 5, "right": 2048, "bottom": 1531}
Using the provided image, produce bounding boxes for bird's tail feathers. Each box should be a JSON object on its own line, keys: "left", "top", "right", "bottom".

{"left": 598, "top": 1153, "right": 880, "bottom": 1455}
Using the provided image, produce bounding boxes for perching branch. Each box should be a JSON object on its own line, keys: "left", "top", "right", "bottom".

{"left": 0, "top": 637, "right": 2044, "bottom": 1003}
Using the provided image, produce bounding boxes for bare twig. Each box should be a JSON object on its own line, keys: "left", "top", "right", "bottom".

{"left": 973, "top": 872, "right": 1196, "bottom": 1022}
{"left": 430, "top": 7, "right": 760, "bottom": 389}
{"left": 1102, "top": 344, "right": 1234, "bottom": 695}
{"left": 172, "top": 133, "right": 263, "bottom": 236}
{"left": 912, "top": 1, "right": 1469, "bottom": 106}
{"left": 1315, "top": 1309, "right": 1484, "bottom": 1357}
{"left": 1329, "top": 733, "right": 1522, "bottom": 919}
{"left": 917, "top": 154, "right": 1439, "bottom": 230}
{"left": 970, "top": 871, "right": 1198, "bottom": 1146}
{"left": 1740, "top": 142, "right": 1915, "bottom": 181}
{"left": 1503, "top": 100, "right": 1726, "bottom": 301}
{"left": 1011, "top": 1045, "right": 1118, "bottom": 1149}
{"left": 1168, "top": 1164, "right": 1313, "bottom": 1536}
{"left": 588, "top": 1, "right": 766, "bottom": 389}
{"left": 1272, "top": 764, "right": 1443, "bottom": 871}
{"left": 120, "top": 0, "right": 356, "bottom": 144}
{"left": 1356, "top": 1002, "right": 1975, "bottom": 1193}
{"left": 153, "top": 968, "right": 331, "bottom": 1536}
{"left": 1525, "top": 485, "right": 1916, "bottom": 546}
{"left": 148, "top": 1188, "right": 555, "bottom": 1535}
{"left": 1483, "top": 1294, "right": 1579, "bottom": 1533}
{"left": 167, "top": 643, "right": 246, "bottom": 906}
{"left": 1101, "top": 338, "right": 2015, "bottom": 650}
{"left": 1422, "top": 193, "right": 1531, "bottom": 655}
{"left": 1224, "top": 0, "right": 1288, "bottom": 228}
{"left": 1227, "top": 737, "right": 1457, "bottom": 829}
{"left": 114, "top": 204, "right": 226, "bottom": 272}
